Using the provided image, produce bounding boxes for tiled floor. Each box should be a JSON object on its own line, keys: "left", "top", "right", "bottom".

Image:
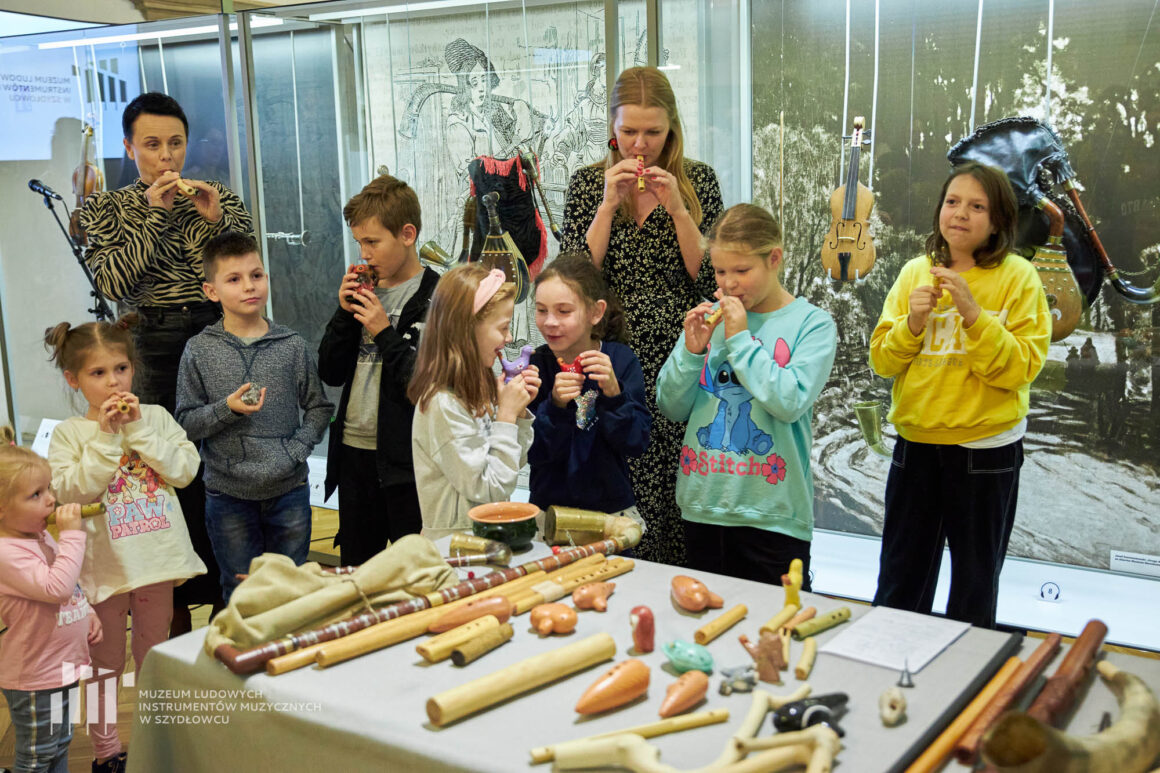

{"left": 0, "top": 507, "right": 340, "bottom": 772}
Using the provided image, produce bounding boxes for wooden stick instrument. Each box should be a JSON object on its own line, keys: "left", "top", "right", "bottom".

{"left": 1026, "top": 619, "right": 1107, "bottom": 727}
{"left": 791, "top": 606, "right": 851, "bottom": 639}
{"left": 417, "top": 615, "right": 502, "bottom": 663}
{"left": 952, "top": 632, "right": 1062, "bottom": 764}
{"left": 219, "top": 537, "right": 632, "bottom": 675}
{"left": 47, "top": 503, "right": 105, "bottom": 525}
{"left": 795, "top": 637, "right": 818, "bottom": 680}
{"left": 694, "top": 604, "right": 747, "bottom": 645}
{"left": 759, "top": 604, "right": 799, "bottom": 636}
{"left": 427, "top": 633, "right": 616, "bottom": 727}
{"left": 529, "top": 708, "right": 729, "bottom": 764}
{"left": 451, "top": 622, "right": 513, "bottom": 667}
{"left": 903, "top": 655, "right": 1022, "bottom": 773}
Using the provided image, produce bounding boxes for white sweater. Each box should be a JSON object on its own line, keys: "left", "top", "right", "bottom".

{"left": 48, "top": 405, "right": 207, "bottom": 604}
{"left": 411, "top": 391, "right": 534, "bottom": 541}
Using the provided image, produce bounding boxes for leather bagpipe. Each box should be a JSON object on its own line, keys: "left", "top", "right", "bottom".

{"left": 949, "top": 117, "right": 1159, "bottom": 340}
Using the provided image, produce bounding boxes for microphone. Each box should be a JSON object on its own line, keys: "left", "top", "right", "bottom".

{"left": 29, "top": 179, "right": 63, "bottom": 200}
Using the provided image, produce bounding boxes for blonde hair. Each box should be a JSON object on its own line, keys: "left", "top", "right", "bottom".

{"left": 0, "top": 426, "right": 50, "bottom": 514}
{"left": 706, "top": 203, "right": 783, "bottom": 261}
{"left": 600, "top": 67, "right": 702, "bottom": 226}
{"left": 408, "top": 263, "right": 516, "bottom": 415}
{"left": 44, "top": 314, "right": 139, "bottom": 375}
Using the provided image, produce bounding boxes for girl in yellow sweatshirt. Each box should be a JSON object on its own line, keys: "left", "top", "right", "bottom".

{"left": 869, "top": 162, "right": 1050, "bottom": 628}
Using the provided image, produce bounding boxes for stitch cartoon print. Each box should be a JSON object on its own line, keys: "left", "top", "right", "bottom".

{"left": 695, "top": 345, "right": 778, "bottom": 455}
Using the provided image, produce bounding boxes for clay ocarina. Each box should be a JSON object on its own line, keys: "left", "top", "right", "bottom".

{"left": 575, "top": 659, "right": 650, "bottom": 714}
{"left": 347, "top": 263, "right": 379, "bottom": 302}
{"left": 718, "top": 664, "right": 758, "bottom": 696}
{"left": 501, "top": 345, "right": 535, "bottom": 383}
{"left": 240, "top": 383, "right": 262, "bottom": 406}
{"left": 529, "top": 603, "right": 577, "bottom": 636}
{"left": 557, "top": 355, "right": 584, "bottom": 373}
{"left": 659, "top": 670, "right": 709, "bottom": 718}
{"left": 428, "top": 596, "right": 514, "bottom": 633}
{"left": 630, "top": 605, "right": 655, "bottom": 653}
{"left": 771, "top": 693, "right": 849, "bottom": 737}
{"left": 739, "top": 631, "right": 786, "bottom": 683}
{"left": 671, "top": 575, "right": 724, "bottom": 612}
{"left": 572, "top": 582, "right": 615, "bottom": 612}
{"left": 661, "top": 640, "right": 714, "bottom": 674}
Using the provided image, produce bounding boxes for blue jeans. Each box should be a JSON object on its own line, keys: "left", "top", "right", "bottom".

{"left": 1, "top": 684, "right": 74, "bottom": 773}
{"left": 204, "top": 483, "right": 311, "bottom": 602}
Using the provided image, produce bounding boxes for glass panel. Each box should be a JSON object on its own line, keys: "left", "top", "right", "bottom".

{"left": 0, "top": 17, "right": 232, "bottom": 436}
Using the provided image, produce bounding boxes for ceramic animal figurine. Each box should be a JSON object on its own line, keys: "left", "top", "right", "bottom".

{"left": 739, "top": 631, "right": 786, "bottom": 683}
{"left": 348, "top": 263, "right": 378, "bottom": 303}
{"left": 530, "top": 603, "right": 578, "bottom": 636}
{"left": 772, "top": 693, "right": 849, "bottom": 736}
{"left": 572, "top": 582, "right": 615, "bottom": 612}
{"left": 501, "top": 344, "right": 535, "bottom": 383}
{"left": 661, "top": 640, "right": 714, "bottom": 674}
{"left": 630, "top": 605, "right": 654, "bottom": 653}
{"left": 659, "top": 670, "right": 709, "bottom": 718}
{"left": 718, "top": 664, "right": 758, "bottom": 695}
{"left": 782, "top": 558, "right": 804, "bottom": 608}
{"left": 241, "top": 383, "right": 262, "bottom": 406}
{"left": 557, "top": 355, "right": 583, "bottom": 373}
{"left": 670, "top": 575, "right": 724, "bottom": 613}
{"left": 575, "top": 659, "right": 650, "bottom": 714}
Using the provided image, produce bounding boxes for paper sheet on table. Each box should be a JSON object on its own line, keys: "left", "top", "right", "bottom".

{"left": 818, "top": 607, "right": 970, "bottom": 673}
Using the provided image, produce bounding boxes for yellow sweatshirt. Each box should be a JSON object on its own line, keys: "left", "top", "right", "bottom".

{"left": 869, "top": 254, "right": 1050, "bottom": 445}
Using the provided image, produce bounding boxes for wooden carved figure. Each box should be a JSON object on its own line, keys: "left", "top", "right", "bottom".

{"left": 670, "top": 575, "right": 724, "bottom": 613}
{"left": 530, "top": 603, "right": 578, "bottom": 636}
{"left": 630, "top": 605, "right": 654, "bottom": 653}
{"left": 739, "top": 631, "right": 786, "bottom": 684}
{"left": 573, "top": 582, "right": 615, "bottom": 612}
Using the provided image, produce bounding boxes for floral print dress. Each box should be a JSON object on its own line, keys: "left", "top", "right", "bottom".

{"left": 561, "top": 160, "right": 723, "bottom": 566}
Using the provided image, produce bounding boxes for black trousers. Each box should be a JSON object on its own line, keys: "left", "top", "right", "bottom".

{"left": 873, "top": 436, "right": 1023, "bottom": 629}
{"left": 684, "top": 520, "right": 812, "bottom": 589}
{"left": 133, "top": 301, "right": 223, "bottom": 606}
{"left": 336, "top": 444, "right": 422, "bottom": 566}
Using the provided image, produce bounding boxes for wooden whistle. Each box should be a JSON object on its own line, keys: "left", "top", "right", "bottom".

{"left": 428, "top": 596, "right": 514, "bottom": 633}
{"left": 530, "top": 603, "right": 578, "bottom": 636}
{"left": 670, "top": 575, "right": 724, "bottom": 613}
{"left": 705, "top": 307, "right": 723, "bottom": 326}
{"left": 47, "top": 503, "right": 105, "bottom": 526}
{"left": 116, "top": 400, "right": 130, "bottom": 414}
{"left": 659, "top": 670, "right": 709, "bottom": 718}
{"left": 572, "top": 582, "right": 615, "bottom": 612}
{"left": 636, "top": 155, "right": 646, "bottom": 191}
{"left": 575, "top": 659, "right": 650, "bottom": 714}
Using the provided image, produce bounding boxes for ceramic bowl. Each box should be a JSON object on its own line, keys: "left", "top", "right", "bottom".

{"left": 467, "top": 502, "right": 540, "bottom": 550}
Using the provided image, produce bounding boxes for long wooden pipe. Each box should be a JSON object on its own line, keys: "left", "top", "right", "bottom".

{"left": 1025, "top": 619, "right": 1107, "bottom": 727}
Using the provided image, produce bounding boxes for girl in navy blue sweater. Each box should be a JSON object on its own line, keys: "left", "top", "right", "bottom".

{"left": 528, "top": 254, "right": 651, "bottom": 525}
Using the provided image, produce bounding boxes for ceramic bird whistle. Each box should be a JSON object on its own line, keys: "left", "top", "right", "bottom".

{"left": 670, "top": 575, "right": 724, "bottom": 612}
{"left": 771, "top": 693, "right": 849, "bottom": 737}
{"left": 629, "top": 605, "right": 655, "bottom": 653}
{"left": 636, "top": 155, "right": 646, "bottom": 191}
{"left": 661, "top": 640, "right": 714, "bottom": 674}
{"left": 347, "top": 263, "right": 378, "bottom": 302}
{"left": 659, "top": 670, "right": 709, "bottom": 718}
{"left": 240, "top": 383, "right": 262, "bottom": 406}
{"left": 575, "top": 659, "right": 650, "bottom": 714}
{"left": 501, "top": 344, "right": 535, "bottom": 383}
{"left": 556, "top": 355, "right": 584, "bottom": 374}
{"left": 529, "top": 603, "right": 578, "bottom": 636}
{"left": 572, "top": 582, "right": 615, "bottom": 612}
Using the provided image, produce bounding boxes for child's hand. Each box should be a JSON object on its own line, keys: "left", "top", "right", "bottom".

{"left": 337, "top": 270, "right": 361, "bottom": 313}
{"left": 715, "top": 290, "right": 747, "bottom": 339}
{"left": 87, "top": 613, "right": 103, "bottom": 646}
{"left": 97, "top": 394, "right": 136, "bottom": 434}
{"left": 683, "top": 301, "right": 718, "bottom": 354}
{"left": 350, "top": 288, "right": 390, "bottom": 337}
{"left": 580, "top": 350, "right": 620, "bottom": 397}
{"left": 907, "top": 284, "right": 942, "bottom": 336}
{"left": 552, "top": 371, "right": 584, "bottom": 408}
{"left": 54, "top": 503, "right": 83, "bottom": 532}
{"left": 931, "top": 266, "right": 981, "bottom": 328}
{"left": 226, "top": 383, "right": 266, "bottom": 415}
{"left": 496, "top": 374, "right": 532, "bottom": 424}
{"left": 520, "top": 365, "right": 541, "bottom": 403}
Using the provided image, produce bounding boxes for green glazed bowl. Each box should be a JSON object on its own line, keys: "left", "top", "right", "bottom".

{"left": 468, "top": 502, "right": 540, "bottom": 550}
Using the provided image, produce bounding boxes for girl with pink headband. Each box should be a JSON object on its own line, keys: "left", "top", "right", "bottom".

{"left": 407, "top": 265, "right": 541, "bottom": 539}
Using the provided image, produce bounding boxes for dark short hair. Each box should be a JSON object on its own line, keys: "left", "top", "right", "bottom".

{"left": 203, "top": 231, "right": 260, "bottom": 282}
{"left": 343, "top": 174, "right": 422, "bottom": 237}
{"left": 926, "top": 162, "right": 1018, "bottom": 269}
{"left": 123, "top": 92, "right": 189, "bottom": 140}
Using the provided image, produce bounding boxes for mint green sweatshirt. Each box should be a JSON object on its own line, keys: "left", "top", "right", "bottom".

{"left": 657, "top": 298, "right": 837, "bottom": 540}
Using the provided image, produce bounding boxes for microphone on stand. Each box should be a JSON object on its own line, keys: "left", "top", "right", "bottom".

{"left": 28, "top": 179, "right": 63, "bottom": 200}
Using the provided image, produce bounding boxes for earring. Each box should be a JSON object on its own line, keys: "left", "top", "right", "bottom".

{"left": 607, "top": 137, "right": 619, "bottom": 151}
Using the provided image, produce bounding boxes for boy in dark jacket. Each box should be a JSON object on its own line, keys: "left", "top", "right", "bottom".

{"left": 175, "top": 231, "right": 334, "bottom": 601}
{"left": 318, "top": 175, "right": 439, "bottom": 565}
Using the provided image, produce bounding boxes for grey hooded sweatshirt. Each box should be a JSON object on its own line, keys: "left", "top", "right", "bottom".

{"left": 175, "top": 319, "right": 334, "bottom": 500}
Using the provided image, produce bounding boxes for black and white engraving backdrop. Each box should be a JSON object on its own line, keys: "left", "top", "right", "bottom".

{"left": 752, "top": 0, "right": 1160, "bottom": 571}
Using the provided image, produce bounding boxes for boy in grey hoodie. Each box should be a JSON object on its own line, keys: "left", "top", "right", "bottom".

{"left": 175, "top": 231, "right": 333, "bottom": 601}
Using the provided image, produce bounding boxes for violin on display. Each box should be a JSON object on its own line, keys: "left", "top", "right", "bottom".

{"left": 68, "top": 123, "right": 104, "bottom": 247}
{"left": 821, "top": 117, "right": 876, "bottom": 281}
